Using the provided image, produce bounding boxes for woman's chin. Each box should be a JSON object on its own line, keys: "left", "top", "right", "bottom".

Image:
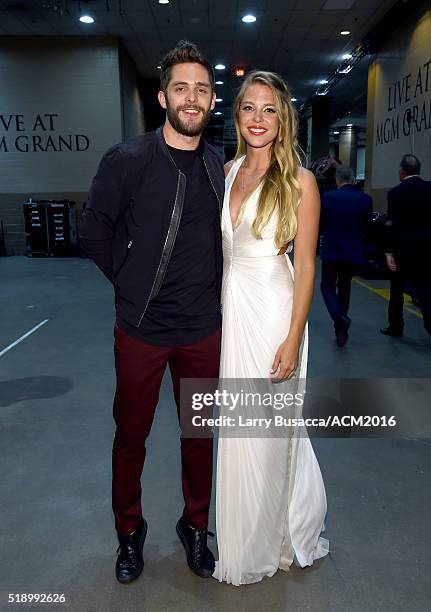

{"left": 242, "top": 135, "right": 275, "bottom": 149}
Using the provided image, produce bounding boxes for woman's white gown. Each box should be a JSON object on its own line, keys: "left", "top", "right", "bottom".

{"left": 213, "top": 156, "right": 329, "bottom": 586}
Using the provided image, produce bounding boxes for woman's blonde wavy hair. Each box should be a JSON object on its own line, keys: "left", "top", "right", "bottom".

{"left": 233, "top": 70, "right": 302, "bottom": 249}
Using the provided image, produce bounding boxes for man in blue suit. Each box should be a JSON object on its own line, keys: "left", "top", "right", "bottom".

{"left": 320, "top": 165, "right": 373, "bottom": 346}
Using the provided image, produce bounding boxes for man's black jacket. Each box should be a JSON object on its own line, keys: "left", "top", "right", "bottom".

{"left": 79, "top": 126, "right": 225, "bottom": 328}
{"left": 385, "top": 175, "right": 431, "bottom": 266}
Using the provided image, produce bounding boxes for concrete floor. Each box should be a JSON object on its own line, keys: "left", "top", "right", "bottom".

{"left": 1, "top": 256, "right": 430, "bottom": 612}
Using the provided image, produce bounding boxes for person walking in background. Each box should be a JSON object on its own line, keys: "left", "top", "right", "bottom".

{"left": 381, "top": 154, "right": 431, "bottom": 337}
{"left": 320, "top": 166, "right": 373, "bottom": 346}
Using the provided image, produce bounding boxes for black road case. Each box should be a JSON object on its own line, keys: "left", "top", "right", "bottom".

{"left": 23, "top": 199, "right": 77, "bottom": 257}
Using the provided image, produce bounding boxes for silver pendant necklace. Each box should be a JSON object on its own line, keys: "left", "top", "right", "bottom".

{"left": 240, "top": 158, "right": 268, "bottom": 192}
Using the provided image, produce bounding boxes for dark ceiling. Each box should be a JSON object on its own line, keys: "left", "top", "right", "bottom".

{"left": 1, "top": 0, "right": 401, "bottom": 125}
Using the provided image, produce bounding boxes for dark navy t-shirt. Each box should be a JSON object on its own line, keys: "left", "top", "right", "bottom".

{"left": 117, "top": 142, "right": 221, "bottom": 345}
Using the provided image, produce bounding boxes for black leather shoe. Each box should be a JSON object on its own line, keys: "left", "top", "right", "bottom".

{"left": 176, "top": 516, "right": 215, "bottom": 578}
{"left": 380, "top": 326, "right": 403, "bottom": 337}
{"left": 335, "top": 316, "right": 351, "bottom": 347}
{"left": 115, "top": 518, "right": 148, "bottom": 584}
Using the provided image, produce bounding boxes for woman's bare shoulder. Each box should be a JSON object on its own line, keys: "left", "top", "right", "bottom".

{"left": 295, "top": 166, "right": 316, "bottom": 184}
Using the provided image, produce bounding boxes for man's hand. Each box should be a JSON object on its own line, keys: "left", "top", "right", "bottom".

{"left": 385, "top": 253, "right": 397, "bottom": 272}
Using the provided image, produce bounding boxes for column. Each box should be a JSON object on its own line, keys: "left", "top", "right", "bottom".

{"left": 339, "top": 125, "right": 358, "bottom": 174}
{"left": 311, "top": 96, "right": 331, "bottom": 160}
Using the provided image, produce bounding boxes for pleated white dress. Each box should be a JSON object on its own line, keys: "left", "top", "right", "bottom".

{"left": 213, "top": 156, "right": 329, "bottom": 586}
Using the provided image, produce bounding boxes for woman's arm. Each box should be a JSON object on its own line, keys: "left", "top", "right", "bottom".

{"left": 271, "top": 167, "right": 320, "bottom": 380}
{"left": 289, "top": 167, "right": 320, "bottom": 341}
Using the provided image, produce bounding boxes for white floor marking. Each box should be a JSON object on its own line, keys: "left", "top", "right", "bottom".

{"left": 0, "top": 319, "right": 49, "bottom": 358}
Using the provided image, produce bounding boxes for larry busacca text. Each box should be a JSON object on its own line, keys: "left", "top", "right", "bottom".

{"left": 191, "top": 414, "right": 397, "bottom": 429}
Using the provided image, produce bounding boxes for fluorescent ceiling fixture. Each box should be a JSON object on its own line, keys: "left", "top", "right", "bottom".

{"left": 157, "top": 65, "right": 161, "bottom": 69}
{"left": 333, "top": 131, "right": 340, "bottom": 134}
{"left": 158, "top": 0, "right": 170, "bottom": 4}
{"left": 214, "top": 111, "right": 223, "bottom": 115}
{"left": 342, "top": 53, "right": 352, "bottom": 60}
{"left": 215, "top": 64, "right": 226, "bottom": 70}
{"left": 291, "top": 97, "right": 297, "bottom": 102}
{"left": 79, "top": 15, "right": 94, "bottom": 23}
{"left": 215, "top": 80, "right": 224, "bottom": 85}
{"left": 339, "top": 65, "right": 353, "bottom": 74}
{"left": 318, "top": 90, "right": 328, "bottom": 96}
{"left": 216, "top": 98, "right": 223, "bottom": 102}
{"left": 242, "top": 14, "right": 256, "bottom": 23}
{"left": 340, "top": 30, "right": 351, "bottom": 36}
{"left": 319, "top": 79, "right": 328, "bottom": 84}
{"left": 347, "top": 123, "right": 353, "bottom": 126}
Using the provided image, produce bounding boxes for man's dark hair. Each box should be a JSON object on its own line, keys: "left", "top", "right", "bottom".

{"left": 335, "top": 165, "right": 355, "bottom": 184}
{"left": 159, "top": 40, "right": 214, "bottom": 92}
{"left": 400, "top": 154, "right": 421, "bottom": 175}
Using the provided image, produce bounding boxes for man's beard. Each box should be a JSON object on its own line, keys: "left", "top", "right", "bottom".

{"left": 165, "top": 98, "right": 212, "bottom": 137}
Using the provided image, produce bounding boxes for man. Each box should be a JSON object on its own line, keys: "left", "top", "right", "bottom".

{"left": 320, "top": 165, "right": 373, "bottom": 346}
{"left": 79, "top": 41, "right": 224, "bottom": 583}
{"left": 381, "top": 154, "right": 431, "bottom": 337}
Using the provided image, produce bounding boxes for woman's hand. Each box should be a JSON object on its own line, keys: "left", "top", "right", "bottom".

{"left": 270, "top": 336, "right": 300, "bottom": 382}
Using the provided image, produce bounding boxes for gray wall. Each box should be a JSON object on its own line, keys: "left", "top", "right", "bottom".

{"left": 365, "top": 1, "right": 431, "bottom": 212}
{"left": 0, "top": 36, "right": 145, "bottom": 255}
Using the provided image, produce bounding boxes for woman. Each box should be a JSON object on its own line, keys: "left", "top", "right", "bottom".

{"left": 213, "top": 71, "right": 329, "bottom": 586}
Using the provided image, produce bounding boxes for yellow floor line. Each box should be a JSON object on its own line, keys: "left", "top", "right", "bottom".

{"left": 352, "top": 277, "right": 423, "bottom": 319}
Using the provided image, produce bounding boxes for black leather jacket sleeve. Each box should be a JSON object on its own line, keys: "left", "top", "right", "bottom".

{"left": 79, "top": 145, "right": 128, "bottom": 281}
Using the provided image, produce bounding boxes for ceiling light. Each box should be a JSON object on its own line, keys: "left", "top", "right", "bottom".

{"left": 347, "top": 123, "right": 353, "bottom": 126}
{"left": 215, "top": 64, "right": 226, "bottom": 70}
{"left": 158, "top": 0, "right": 170, "bottom": 4}
{"left": 215, "top": 80, "right": 224, "bottom": 85}
{"left": 242, "top": 14, "right": 256, "bottom": 23}
{"left": 342, "top": 53, "right": 352, "bottom": 60}
{"left": 319, "top": 79, "right": 328, "bottom": 85}
{"left": 339, "top": 65, "right": 353, "bottom": 74}
{"left": 79, "top": 15, "right": 94, "bottom": 24}
{"left": 340, "top": 30, "right": 350, "bottom": 36}
{"left": 333, "top": 131, "right": 340, "bottom": 134}
{"left": 291, "top": 97, "right": 297, "bottom": 102}
{"left": 235, "top": 67, "right": 245, "bottom": 77}
{"left": 214, "top": 111, "right": 223, "bottom": 115}
{"left": 157, "top": 65, "right": 161, "bottom": 70}
{"left": 216, "top": 98, "right": 223, "bottom": 102}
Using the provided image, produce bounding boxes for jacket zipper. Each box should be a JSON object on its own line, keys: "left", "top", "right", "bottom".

{"left": 203, "top": 154, "right": 222, "bottom": 215}
{"left": 113, "top": 239, "right": 133, "bottom": 280}
{"left": 137, "top": 172, "right": 185, "bottom": 326}
{"left": 203, "top": 153, "right": 223, "bottom": 315}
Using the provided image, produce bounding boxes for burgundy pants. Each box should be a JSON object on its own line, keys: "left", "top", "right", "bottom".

{"left": 112, "top": 324, "right": 221, "bottom": 536}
